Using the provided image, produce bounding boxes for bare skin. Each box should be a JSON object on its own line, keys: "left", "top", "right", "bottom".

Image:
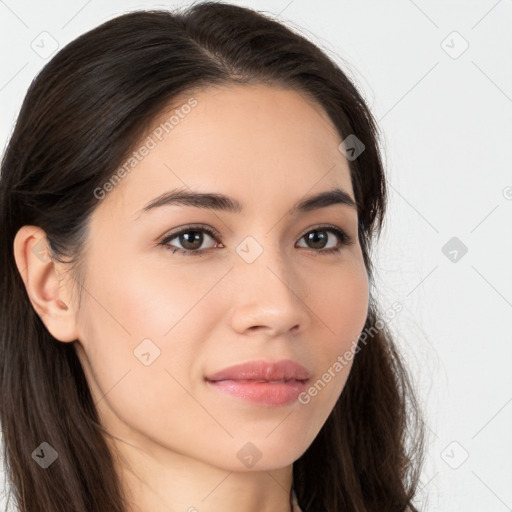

{"left": 14, "top": 83, "right": 369, "bottom": 512}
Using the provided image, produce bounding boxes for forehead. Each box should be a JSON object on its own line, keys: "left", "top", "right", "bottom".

{"left": 94, "top": 83, "right": 354, "bottom": 219}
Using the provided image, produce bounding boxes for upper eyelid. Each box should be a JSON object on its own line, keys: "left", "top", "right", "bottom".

{"left": 161, "top": 224, "right": 220, "bottom": 240}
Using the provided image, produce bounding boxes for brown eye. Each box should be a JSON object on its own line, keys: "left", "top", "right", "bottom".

{"left": 296, "top": 226, "right": 353, "bottom": 254}
{"left": 304, "top": 230, "right": 329, "bottom": 249}
{"left": 176, "top": 230, "right": 208, "bottom": 251}
{"left": 160, "top": 225, "right": 220, "bottom": 256}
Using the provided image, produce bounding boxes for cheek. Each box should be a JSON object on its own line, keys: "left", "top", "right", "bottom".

{"left": 75, "top": 270, "right": 211, "bottom": 446}
{"left": 301, "top": 258, "right": 369, "bottom": 403}
{"left": 86, "top": 254, "right": 219, "bottom": 342}
{"left": 313, "top": 257, "right": 369, "bottom": 352}
{"left": 75, "top": 254, "right": 227, "bottom": 404}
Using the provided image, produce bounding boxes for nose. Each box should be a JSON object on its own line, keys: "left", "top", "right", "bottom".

{"left": 228, "top": 245, "right": 312, "bottom": 337}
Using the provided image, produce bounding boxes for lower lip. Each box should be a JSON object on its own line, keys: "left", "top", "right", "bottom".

{"left": 206, "top": 379, "right": 308, "bottom": 406}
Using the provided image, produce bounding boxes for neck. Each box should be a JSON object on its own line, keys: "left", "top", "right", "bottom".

{"left": 108, "top": 435, "right": 295, "bottom": 512}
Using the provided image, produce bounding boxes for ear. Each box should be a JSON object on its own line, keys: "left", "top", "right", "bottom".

{"left": 13, "top": 225, "right": 79, "bottom": 343}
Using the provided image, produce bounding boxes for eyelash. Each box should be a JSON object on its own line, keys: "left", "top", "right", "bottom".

{"left": 158, "top": 223, "right": 354, "bottom": 257}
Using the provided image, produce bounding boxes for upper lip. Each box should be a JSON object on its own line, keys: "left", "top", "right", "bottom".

{"left": 205, "top": 359, "right": 311, "bottom": 382}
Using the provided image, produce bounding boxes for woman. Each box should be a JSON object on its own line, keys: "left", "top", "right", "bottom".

{"left": 0, "top": 2, "right": 425, "bottom": 511}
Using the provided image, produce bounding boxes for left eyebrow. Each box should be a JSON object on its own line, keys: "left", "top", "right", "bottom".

{"left": 135, "top": 186, "right": 358, "bottom": 219}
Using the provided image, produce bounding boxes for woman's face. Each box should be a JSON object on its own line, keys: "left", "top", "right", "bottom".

{"left": 72, "top": 83, "right": 369, "bottom": 472}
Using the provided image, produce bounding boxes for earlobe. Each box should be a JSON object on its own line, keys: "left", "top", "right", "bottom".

{"left": 13, "top": 225, "right": 80, "bottom": 343}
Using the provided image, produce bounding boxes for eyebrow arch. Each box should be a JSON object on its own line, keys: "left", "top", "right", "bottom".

{"left": 137, "top": 186, "right": 358, "bottom": 218}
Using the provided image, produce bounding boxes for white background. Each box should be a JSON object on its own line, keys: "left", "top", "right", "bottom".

{"left": 1, "top": 1, "right": 511, "bottom": 511}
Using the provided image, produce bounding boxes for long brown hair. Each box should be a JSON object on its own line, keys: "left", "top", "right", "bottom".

{"left": 0, "top": 3, "right": 425, "bottom": 511}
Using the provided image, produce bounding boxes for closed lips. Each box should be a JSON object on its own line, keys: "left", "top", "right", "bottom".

{"left": 205, "top": 360, "right": 311, "bottom": 406}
